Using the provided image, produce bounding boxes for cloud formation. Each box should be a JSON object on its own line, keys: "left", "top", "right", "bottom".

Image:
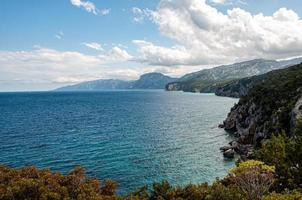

{"left": 70, "top": 0, "right": 110, "bottom": 15}
{"left": 132, "top": 7, "right": 152, "bottom": 23}
{"left": 209, "top": 0, "right": 246, "bottom": 5}
{"left": 82, "top": 42, "right": 104, "bottom": 51}
{"left": 55, "top": 31, "right": 64, "bottom": 40}
{"left": 134, "top": 0, "right": 302, "bottom": 66}
{"left": 210, "top": 0, "right": 226, "bottom": 4}
{"left": 0, "top": 46, "right": 135, "bottom": 90}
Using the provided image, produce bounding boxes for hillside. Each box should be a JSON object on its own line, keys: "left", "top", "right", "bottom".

{"left": 221, "top": 64, "right": 302, "bottom": 158}
{"left": 166, "top": 58, "right": 302, "bottom": 93}
{"left": 56, "top": 79, "right": 133, "bottom": 91}
{"left": 55, "top": 72, "right": 177, "bottom": 91}
{"left": 215, "top": 74, "right": 269, "bottom": 98}
{"left": 131, "top": 72, "right": 177, "bottom": 89}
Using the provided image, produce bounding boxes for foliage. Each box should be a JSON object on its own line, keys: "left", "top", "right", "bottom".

{"left": 240, "top": 64, "right": 302, "bottom": 136}
{"left": 261, "top": 190, "right": 302, "bottom": 200}
{"left": 228, "top": 160, "right": 275, "bottom": 200}
{"left": 256, "top": 121, "right": 302, "bottom": 190}
{"left": 1, "top": 163, "right": 302, "bottom": 200}
{"left": 0, "top": 165, "right": 119, "bottom": 200}
{"left": 148, "top": 180, "right": 244, "bottom": 200}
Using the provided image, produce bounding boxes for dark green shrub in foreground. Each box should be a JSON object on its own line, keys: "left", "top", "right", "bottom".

{"left": 0, "top": 165, "right": 119, "bottom": 200}
{"left": 261, "top": 190, "right": 302, "bottom": 200}
{"left": 255, "top": 121, "right": 302, "bottom": 191}
{"left": 1, "top": 163, "right": 301, "bottom": 200}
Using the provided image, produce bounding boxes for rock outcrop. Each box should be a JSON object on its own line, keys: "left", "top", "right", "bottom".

{"left": 215, "top": 74, "right": 267, "bottom": 98}
{"left": 221, "top": 64, "right": 302, "bottom": 158}
{"left": 291, "top": 95, "right": 302, "bottom": 135}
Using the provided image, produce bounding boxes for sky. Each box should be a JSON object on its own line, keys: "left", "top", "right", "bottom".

{"left": 1, "top": 0, "right": 302, "bottom": 91}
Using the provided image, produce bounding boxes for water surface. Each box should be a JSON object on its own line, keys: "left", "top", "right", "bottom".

{"left": 0, "top": 91, "right": 237, "bottom": 194}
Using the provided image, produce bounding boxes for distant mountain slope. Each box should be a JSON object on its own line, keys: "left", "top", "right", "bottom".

{"left": 215, "top": 74, "right": 270, "bottom": 98}
{"left": 166, "top": 58, "right": 302, "bottom": 93}
{"left": 132, "top": 72, "right": 177, "bottom": 89}
{"left": 55, "top": 72, "right": 176, "bottom": 91}
{"left": 55, "top": 79, "right": 133, "bottom": 91}
{"left": 216, "top": 59, "right": 302, "bottom": 98}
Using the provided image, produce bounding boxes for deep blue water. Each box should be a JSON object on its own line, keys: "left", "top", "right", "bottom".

{"left": 0, "top": 91, "right": 237, "bottom": 194}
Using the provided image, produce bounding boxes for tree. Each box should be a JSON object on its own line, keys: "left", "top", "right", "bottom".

{"left": 228, "top": 160, "right": 275, "bottom": 200}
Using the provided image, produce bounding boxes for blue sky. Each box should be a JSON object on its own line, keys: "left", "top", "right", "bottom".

{"left": 1, "top": 0, "right": 159, "bottom": 54}
{"left": 1, "top": 0, "right": 302, "bottom": 91}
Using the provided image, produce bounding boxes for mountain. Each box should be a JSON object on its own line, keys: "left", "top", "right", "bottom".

{"left": 215, "top": 73, "right": 271, "bottom": 98}
{"left": 131, "top": 72, "right": 177, "bottom": 89}
{"left": 55, "top": 72, "right": 177, "bottom": 91}
{"left": 166, "top": 58, "right": 302, "bottom": 93}
{"left": 220, "top": 63, "right": 302, "bottom": 158}
{"left": 55, "top": 79, "right": 133, "bottom": 91}
{"left": 215, "top": 59, "right": 302, "bottom": 98}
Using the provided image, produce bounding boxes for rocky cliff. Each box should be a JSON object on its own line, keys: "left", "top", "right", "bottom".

{"left": 220, "top": 64, "right": 302, "bottom": 158}
{"left": 215, "top": 74, "right": 267, "bottom": 98}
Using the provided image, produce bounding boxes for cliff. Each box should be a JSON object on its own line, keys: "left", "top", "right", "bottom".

{"left": 221, "top": 64, "right": 302, "bottom": 158}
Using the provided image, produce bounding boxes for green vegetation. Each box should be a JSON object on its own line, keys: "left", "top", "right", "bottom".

{"left": 0, "top": 165, "right": 118, "bottom": 200}
{"left": 262, "top": 191, "right": 302, "bottom": 200}
{"left": 239, "top": 64, "right": 302, "bottom": 136}
{"left": 227, "top": 160, "right": 275, "bottom": 200}
{"left": 255, "top": 122, "right": 302, "bottom": 191}
{"left": 1, "top": 131, "right": 302, "bottom": 200}
{"left": 1, "top": 157, "right": 301, "bottom": 200}
{"left": 165, "top": 79, "right": 234, "bottom": 93}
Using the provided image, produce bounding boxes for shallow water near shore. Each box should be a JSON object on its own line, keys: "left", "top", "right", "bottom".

{"left": 0, "top": 90, "right": 238, "bottom": 194}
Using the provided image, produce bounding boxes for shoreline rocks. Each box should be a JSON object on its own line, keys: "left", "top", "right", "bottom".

{"left": 223, "top": 149, "right": 235, "bottom": 158}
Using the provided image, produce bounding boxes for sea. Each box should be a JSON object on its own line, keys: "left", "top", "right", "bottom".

{"left": 0, "top": 90, "right": 238, "bottom": 194}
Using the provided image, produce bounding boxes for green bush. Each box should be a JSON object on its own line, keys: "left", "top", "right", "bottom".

{"left": 255, "top": 122, "right": 302, "bottom": 190}
{"left": 0, "top": 165, "right": 119, "bottom": 200}
{"left": 262, "top": 190, "right": 302, "bottom": 200}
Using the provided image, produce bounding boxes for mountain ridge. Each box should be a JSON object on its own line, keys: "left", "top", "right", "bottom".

{"left": 55, "top": 72, "right": 177, "bottom": 91}
{"left": 166, "top": 57, "right": 302, "bottom": 93}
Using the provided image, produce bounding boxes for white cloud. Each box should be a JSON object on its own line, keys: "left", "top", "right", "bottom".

{"left": 70, "top": 0, "right": 110, "bottom": 16}
{"left": 0, "top": 47, "right": 135, "bottom": 90}
{"left": 100, "top": 8, "right": 110, "bottom": 16}
{"left": 209, "top": 0, "right": 246, "bottom": 5}
{"left": 99, "top": 47, "right": 133, "bottom": 62}
{"left": 0, "top": 45, "right": 205, "bottom": 91}
{"left": 134, "top": 0, "right": 302, "bottom": 66}
{"left": 82, "top": 42, "right": 104, "bottom": 51}
{"left": 133, "top": 40, "right": 195, "bottom": 66}
{"left": 55, "top": 31, "right": 64, "bottom": 40}
{"left": 132, "top": 7, "right": 152, "bottom": 23}
{"left": 210, "top": 0, "right": 226, "bottom": 4}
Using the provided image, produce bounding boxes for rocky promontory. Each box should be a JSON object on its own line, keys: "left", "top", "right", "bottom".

{"left": 220, "top": 63, "right": 302, "bottom": 158}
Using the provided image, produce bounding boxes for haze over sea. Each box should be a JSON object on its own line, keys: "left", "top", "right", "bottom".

{"left": 0, "top": 91, "right": 237, "bottom": 194}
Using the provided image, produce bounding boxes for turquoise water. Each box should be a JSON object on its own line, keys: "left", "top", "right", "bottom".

{"left": 0, "top": 91, "right": 237, "bottom": 194}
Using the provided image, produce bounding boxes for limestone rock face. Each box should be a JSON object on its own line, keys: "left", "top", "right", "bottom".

{"left": 220, "top": 64, "right": 302, "bottom": 158}
{"left": 223, "top": 149, "right": 235, "bottom": 159}
{"left": 291, "top": 96, "right": 302, "bottom": 134}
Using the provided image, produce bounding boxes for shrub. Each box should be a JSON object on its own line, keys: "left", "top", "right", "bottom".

{"left": 0, "top": 165, "right": 119, "bottom": 200}
{"left": 228, "top": 160, "right": 275, "bottom": 200}
{"left": 262, "top": 190, "right": 302, "bottom": 200}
